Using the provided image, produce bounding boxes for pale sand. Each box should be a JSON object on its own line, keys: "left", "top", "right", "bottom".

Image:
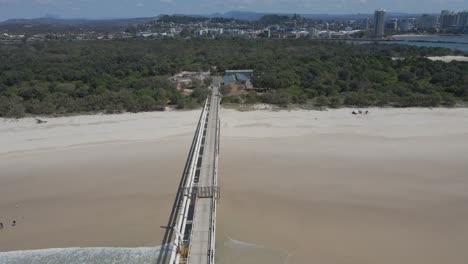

{"left": 0, "top": 111, "right": 200, "bottom": 251}
{"left": 427, "top": 56, "right": 468, "bottom": 62}
{"left": 392, "top": 34, "right": 424, "bottom": 37}
{"left": 1, "top": 108, "right": 468, "bottom": 264}
{"left": 217, "top": 108, "right": 468, "bottom": 264}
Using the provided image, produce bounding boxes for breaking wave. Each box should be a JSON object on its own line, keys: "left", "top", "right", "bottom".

{"left": 217, "top": 237, "right": 290, "bottom": 264}
{"left": 0, "top": 246, "right": 169, "bottom": 264}
{"left": 224, "top": 237, "right": 264, "bottom": 249}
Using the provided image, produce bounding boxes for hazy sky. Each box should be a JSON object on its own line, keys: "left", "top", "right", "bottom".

{"left": 0, "top": 0, "right": 467, "bottom": 21}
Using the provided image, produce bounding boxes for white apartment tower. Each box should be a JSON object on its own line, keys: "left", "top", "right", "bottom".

{"left": 374, "top": 9, "right": 387, "bottom": 37}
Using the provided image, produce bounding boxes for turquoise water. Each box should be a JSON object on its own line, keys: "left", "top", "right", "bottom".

{"left": 347, "top": 35, "right": 468, "bottom": 52}
{"left": 393, "top": 35, "right": 468, "bottom": 43}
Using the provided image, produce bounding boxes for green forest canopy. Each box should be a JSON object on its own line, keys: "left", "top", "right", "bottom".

{"left": 0, "top": 38, "right": 467, "bottom": 117}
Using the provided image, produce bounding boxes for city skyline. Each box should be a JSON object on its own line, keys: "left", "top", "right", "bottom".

{"left": 1, "top": 0, "right": 468, "bottom": 21}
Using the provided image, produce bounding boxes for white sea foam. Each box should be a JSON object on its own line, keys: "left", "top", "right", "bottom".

{"left": 217, "top": 238, "right": 289, "bottom": 264}
{"left": 0, "top": 246, "right": 167, "bottom": 264}
{"left": 224, "top": 237, "right": 264, "bottom": 249}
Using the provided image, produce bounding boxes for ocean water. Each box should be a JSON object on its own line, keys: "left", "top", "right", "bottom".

{"left": 0, "top": 238, "right": 286, "bottom": 264}
{"left": 0, "top": 247, "right": 166, "bottom": 264}
{"left": 215, "top": 238, "right": 289, "bottom": 264}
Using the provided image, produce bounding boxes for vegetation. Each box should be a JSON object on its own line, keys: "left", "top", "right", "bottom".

{"left": 157, "top": 15, "right": 208, "bottom": 24}
{"left": 157, "top": 15, "right": 242, "bottom": 25}
{"left": 0, "top": 17, "right": 156, "bottom": 34}
{"left": 1, "top": 39, "right": 467, "bottom": 117}
{"left": 0, "top": 40, "right": 213, "bottom": 117}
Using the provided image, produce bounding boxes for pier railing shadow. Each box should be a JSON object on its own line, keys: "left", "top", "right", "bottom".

{"left": 155, "top": 107, "right": 205, "bottom": 264}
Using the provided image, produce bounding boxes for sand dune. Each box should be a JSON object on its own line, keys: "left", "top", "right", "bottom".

{"left": 1, "top": 108, "right": 468, "bottom": 264}
{"left": 427, "top": 56, "right": 468, "bottom": 62}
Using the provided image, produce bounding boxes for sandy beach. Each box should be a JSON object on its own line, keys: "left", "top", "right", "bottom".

{"left": 217, "top": 108, "right": 468, "bottom": 264}
{"left": 1, "top": 108, "right": 468, "bottom": 264}
{"left": 427, "top": 56, "right": 468, "bottom": 62}
{"left": 0, "top": 111, "right": 200, "bottom": 251}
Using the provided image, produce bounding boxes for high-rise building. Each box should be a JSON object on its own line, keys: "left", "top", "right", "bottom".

{"left": 458, "top": 11, "right": 468, "bottom": 27}
{"left": 374, "top": 9, "right": 386, "bottom": 37}
{"left": 440, "top": 10, "right": 450, "bottom": 28}
{"left": 438, "top": 10, "right": 468, "bottom": 31}
{"left": 439, "top": 10, "right": 459, "bottom": 29}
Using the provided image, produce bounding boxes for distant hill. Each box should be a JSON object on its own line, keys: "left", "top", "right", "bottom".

{"left": 1, "top": 17, "right": 155, "bottom": 25}
{"left": 214, "top": 11, "right": 266, "bottom": 20}
{"left": 208, "top": 10, "right": 426, "bottom": 20}
{"left": 1, "top": 11, "right": 431, "bottom": 32}
{"left": 0, "top": 17, "right": 158, "bottom": 32}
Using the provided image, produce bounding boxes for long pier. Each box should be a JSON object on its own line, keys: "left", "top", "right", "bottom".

{"left": 160, "top": 77, "right": 221, "bottom": 264}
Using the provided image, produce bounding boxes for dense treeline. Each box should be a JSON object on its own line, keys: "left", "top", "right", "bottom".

{"left": 0, "top": 40, "right": 213, "bottom": 117}
{"left": 157, "top": 15, "right": 208, "bottom": 24}
{"left": 0, "top": 39, "right": 467, "bottom": 117}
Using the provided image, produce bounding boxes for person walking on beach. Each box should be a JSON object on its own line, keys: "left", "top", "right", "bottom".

{"left": 12, "top": 220, "right": 16, "bottom": 227}
{"left": 0, "top": 222, "right": 3, "bottom": 229}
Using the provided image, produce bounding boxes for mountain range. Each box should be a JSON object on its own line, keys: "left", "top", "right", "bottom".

{"left": 0, "top": 10, "right": 432, "bottom": 25}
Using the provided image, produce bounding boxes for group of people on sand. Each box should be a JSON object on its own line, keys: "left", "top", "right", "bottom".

{"left": 0, "top": 220, "right": 16, "bottom": 229}
{"left": 352, "top": 110, "right": 369, "bottom": 115}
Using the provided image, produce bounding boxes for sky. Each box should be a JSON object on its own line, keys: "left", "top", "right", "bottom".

{"left": 0, "top": 0, "right": 467, "bottom": 21}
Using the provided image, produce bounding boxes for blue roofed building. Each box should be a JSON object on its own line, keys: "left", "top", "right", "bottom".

{"left": 223, "top": 74, "right": 237, "bottom": 83}
{"left": 223, "top": 70, "right": 254, "bottom": 88}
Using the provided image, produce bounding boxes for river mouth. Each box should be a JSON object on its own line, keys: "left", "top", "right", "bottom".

{"left": 344, "top": 35, "right": 468, "bottom": 51}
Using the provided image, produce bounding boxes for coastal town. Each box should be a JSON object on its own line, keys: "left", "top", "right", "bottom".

{"left": 2, "top": 0, "right": 468, "bottom": 263}
{"left": 1, "top": 10, "right": 467, "bottom": 43}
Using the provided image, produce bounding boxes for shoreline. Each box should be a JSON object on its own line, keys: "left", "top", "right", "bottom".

{"left": 2, "top": 105, "right": 468, "bottom": 121}
{"left": 392, "top": 34, "right": 468, "bottom": 37}
{"left": 1, "top": 108, "right": 468, "bottom": 264}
